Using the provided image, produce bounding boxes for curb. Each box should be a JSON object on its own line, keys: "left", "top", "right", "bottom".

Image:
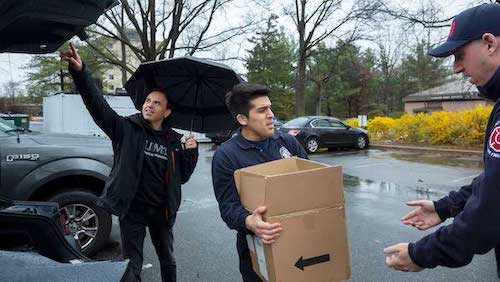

{"left": 370, "top": 143, "right": 483, "bottom": 156}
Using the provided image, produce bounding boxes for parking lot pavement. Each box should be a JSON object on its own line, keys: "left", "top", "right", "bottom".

{"left": 95, "top": 145, "right": 496, "bottom": 281}
{"left": 311, "top": 148, "right": 483, "bottom": 194}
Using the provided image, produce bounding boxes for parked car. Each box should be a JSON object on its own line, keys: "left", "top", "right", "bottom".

{"left": 279, "top": 116, "right": 369, "bottom": 153}
{"left": 0, "top": 196, "right": 128, "bottom": 281}
{"left": 0, "top": 0, "right": 121, "bottom": 274}
{"left": 0, "top": 117, "right": 114, "bottom": 256}
{"left": 207, "top": 117, "right": 285, "bottom": 145}
{"left": 206, "top": 129, "right": 238, "bottom": 145}
{"left": 0, "top": 196, "right": 86, "bottom": 258}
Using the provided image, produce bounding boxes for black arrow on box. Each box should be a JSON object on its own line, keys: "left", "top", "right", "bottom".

{"left": 294, "top": 254, "right": 330, "bottom": 271}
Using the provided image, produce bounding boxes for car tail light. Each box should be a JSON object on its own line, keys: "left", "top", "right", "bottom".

{"left": 288, "top": 129, "right": 301, "bottom": 136}
{"left": 60, "top": 213, "right": 71, "bottom": 235}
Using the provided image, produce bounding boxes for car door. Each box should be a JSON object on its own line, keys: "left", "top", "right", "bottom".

{"left": 310, "top": 119, "right": 336, "bottom": 145}
{"left": 328, "top": 120, "right": 351, "bottom": 145}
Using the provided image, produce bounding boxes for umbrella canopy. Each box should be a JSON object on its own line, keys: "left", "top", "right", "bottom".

{"left": 0, "top": 0, "right": 118, "bottom": 54}
{"left": 125, "top": 56, "right": 242, "bottom": 133}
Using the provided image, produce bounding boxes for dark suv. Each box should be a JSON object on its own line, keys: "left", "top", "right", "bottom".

{"left": 0, "top": 117, "right": 113, "bottom": 256}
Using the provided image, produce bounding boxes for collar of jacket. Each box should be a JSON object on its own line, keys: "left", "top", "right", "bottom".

{"left": 127, "top": 113, "right": 182, "bottom": 142}
{"left": 233, "top": 128, "right": 281, "bottom": 150}
{"left": 478, "top": 66, "right": 500, "bottom": 102}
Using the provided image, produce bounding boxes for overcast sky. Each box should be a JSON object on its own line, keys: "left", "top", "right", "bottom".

{"left": 0, "top": 0, "right": 484, "bottom": 94}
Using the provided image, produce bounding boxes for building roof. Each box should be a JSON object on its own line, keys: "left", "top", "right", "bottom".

{"left": 403, "top": 79, "right": 485, "bottom": 102}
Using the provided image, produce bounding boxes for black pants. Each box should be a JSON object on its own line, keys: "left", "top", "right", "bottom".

{"left": 237, "top": 235, "right": 262, "bottom": 282}
{"left": 120, "top": 203, "right": 176, "bottom": 282}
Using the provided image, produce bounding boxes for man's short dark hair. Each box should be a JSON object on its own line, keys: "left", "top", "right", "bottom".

{"left": 225, "top": 83, "right": 271, "bottom": 123}
{"left": 148, "top": 87, "right": 172, "bottom": 109}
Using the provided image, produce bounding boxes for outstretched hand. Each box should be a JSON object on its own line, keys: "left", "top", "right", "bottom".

{"left": 59, "top": 42, "right": 82, "bottom": 71}
{"left": 401, "top": 200, "right": 442, "bottom": 230}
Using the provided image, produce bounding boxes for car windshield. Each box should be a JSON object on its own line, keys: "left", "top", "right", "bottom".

{"left": 0, "top": 117, "right": 16, "bottom": 133}
{"left": 283, "top": 117, "right": 310, "bottom": 127}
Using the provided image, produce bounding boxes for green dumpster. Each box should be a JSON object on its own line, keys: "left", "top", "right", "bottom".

{"left": 0, "top": 113, "right": 30, "bottom": 129}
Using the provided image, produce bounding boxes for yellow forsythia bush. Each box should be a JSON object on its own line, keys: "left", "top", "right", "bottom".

{"left": 458, "top": 105, "right": 491, "bottom": 143}
{"left": 364, "top": 105, "right": 493, "bottom": 145}
{"left": 367, "top": 117, "right": 396, "bottom": 140}
{"left": 425, "top": 111, "right": 467, "bottom": 144}
{"left": 343, "top": 118, "right": 359, "bottom": 128}
{"left": 392, "top": 113, "right": 429, "bottom": 142}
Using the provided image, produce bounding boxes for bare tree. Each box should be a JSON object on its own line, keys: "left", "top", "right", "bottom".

{"left": 378, "top": 0, "right": 500, "bottom": 31}
{"left": 284, "top": 0, "right": 384, "bottom": 116}
{"left": 377, "top": 1, "right": 452, "bottom": 29}
{"left": 86, "top": 0, "right": 261, "bottom": 76}
{"left": 2, "top": 81, "right": 21, "bottom": 106}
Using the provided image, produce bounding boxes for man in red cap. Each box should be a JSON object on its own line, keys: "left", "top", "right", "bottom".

{"left": 384, "top": 3, "right": 500, "bottom": 276}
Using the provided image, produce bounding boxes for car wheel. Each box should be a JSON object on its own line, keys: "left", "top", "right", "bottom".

{"left": 49, "top": 190, "right": 111, "bottom": 257}
{"left": 305, "top": 137, "right": 319, "bottom": 154}
{"left": 355, "top": 135, "right": 368, "bottom": 149}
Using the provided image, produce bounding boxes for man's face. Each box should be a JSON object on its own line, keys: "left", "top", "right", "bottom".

{"left": 241, "top": 96, "right": 275, "bottom": 139}
{"left": 141, "top": 91, "right": 171, "bottom": 124}
{"left": 452, "top": 37, "right": 498, "bottom": 86}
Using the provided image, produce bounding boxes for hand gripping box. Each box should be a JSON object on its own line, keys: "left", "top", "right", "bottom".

{"left": 235, "top": 157, "right": 350, "bottom": 282}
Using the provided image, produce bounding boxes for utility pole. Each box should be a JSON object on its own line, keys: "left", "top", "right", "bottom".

{"left": 120, "top": 4, "right": 127, "bottom": 87}
{"left": 8, "top": 54, "right": 14, "bottom": 105}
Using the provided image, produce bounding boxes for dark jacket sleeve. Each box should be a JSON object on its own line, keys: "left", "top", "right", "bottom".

{"left": 433, "top": 175, "right": 481, "bottom": 221}
{"left": 211, "top": 148, "right": 251, "bottom": 233}
{"left": 179, "top": 147, "right": 198, "bottom": 184}
{"left": 408, "top": 149, "right": 500, "bottom": 268}
{"left": 69, "top": 63, "right": 124, "bottom": 142}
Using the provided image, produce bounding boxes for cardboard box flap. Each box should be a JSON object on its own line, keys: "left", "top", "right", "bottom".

{"left": 235, "top": 170, "right": 267, "bottom": 211}
{"left": 263, "top": 166, "right": 343, "bottom": 216}
{"left": 235, "top": 158, "right": 344, "bottom": 216}
{"left": 236, "top": 157, "right": 329, "bottom": 177}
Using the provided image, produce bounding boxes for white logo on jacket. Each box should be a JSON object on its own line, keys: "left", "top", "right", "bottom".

{"left": 279, "top": 146, "right": 292, "bottom": 158}
{"left": 144, "top": 139, "right": 169, "bottom": 160}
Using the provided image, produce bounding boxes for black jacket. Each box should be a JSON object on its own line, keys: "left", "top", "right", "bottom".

{"left": 70, "top": 65, "right": 198, "bottom": 218}
{"left": 408, "top": 67, "right": 500, "bottom": 275}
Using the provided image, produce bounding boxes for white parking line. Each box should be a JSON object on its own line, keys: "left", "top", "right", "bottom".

{"left": 451, "top": 175, "right": 478, "bottom": 183}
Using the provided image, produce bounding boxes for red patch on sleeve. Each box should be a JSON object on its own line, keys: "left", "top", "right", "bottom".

{"left": 489, "top": 126, "right": 500, "bottom": 152}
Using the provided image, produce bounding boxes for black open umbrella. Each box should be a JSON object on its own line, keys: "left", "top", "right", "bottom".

{"left": 125, "top": 56, "right": 242, "bottom": 133}
{"left": 0, "top": 0, "right": 118, "bottom": 54}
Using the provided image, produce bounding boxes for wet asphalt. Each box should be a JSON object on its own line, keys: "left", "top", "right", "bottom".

{"left": 94, "top": 144, "right": 496, "bottom": 282}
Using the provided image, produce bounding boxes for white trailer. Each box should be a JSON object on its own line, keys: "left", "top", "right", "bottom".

{"left": 43, "top": 93, "right": 208, "bottom": 141}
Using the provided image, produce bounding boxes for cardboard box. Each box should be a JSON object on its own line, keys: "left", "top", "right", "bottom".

{"left": 235, "top": 157, "right": 350, "bottom": 282}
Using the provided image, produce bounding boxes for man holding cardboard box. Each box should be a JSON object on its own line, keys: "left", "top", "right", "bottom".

{"left": 212, "top": 83, "right": 308, "bottom": 281}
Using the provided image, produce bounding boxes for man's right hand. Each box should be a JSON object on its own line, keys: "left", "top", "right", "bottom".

{"left": 401, "top": 200, "right": 442, "bottom": 230}
{"left": 245, "top": 206, "right": 282, "bottom": 244}
{"left": 59, "top": 42, "right": 83, "bottom": 71}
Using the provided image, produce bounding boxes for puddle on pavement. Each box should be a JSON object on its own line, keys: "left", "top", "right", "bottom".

{"left": 375, "top": 151, "right": 483, "bottom": 170}
{"left": 343, "top": 174, "right": 443, "bottom": 199}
